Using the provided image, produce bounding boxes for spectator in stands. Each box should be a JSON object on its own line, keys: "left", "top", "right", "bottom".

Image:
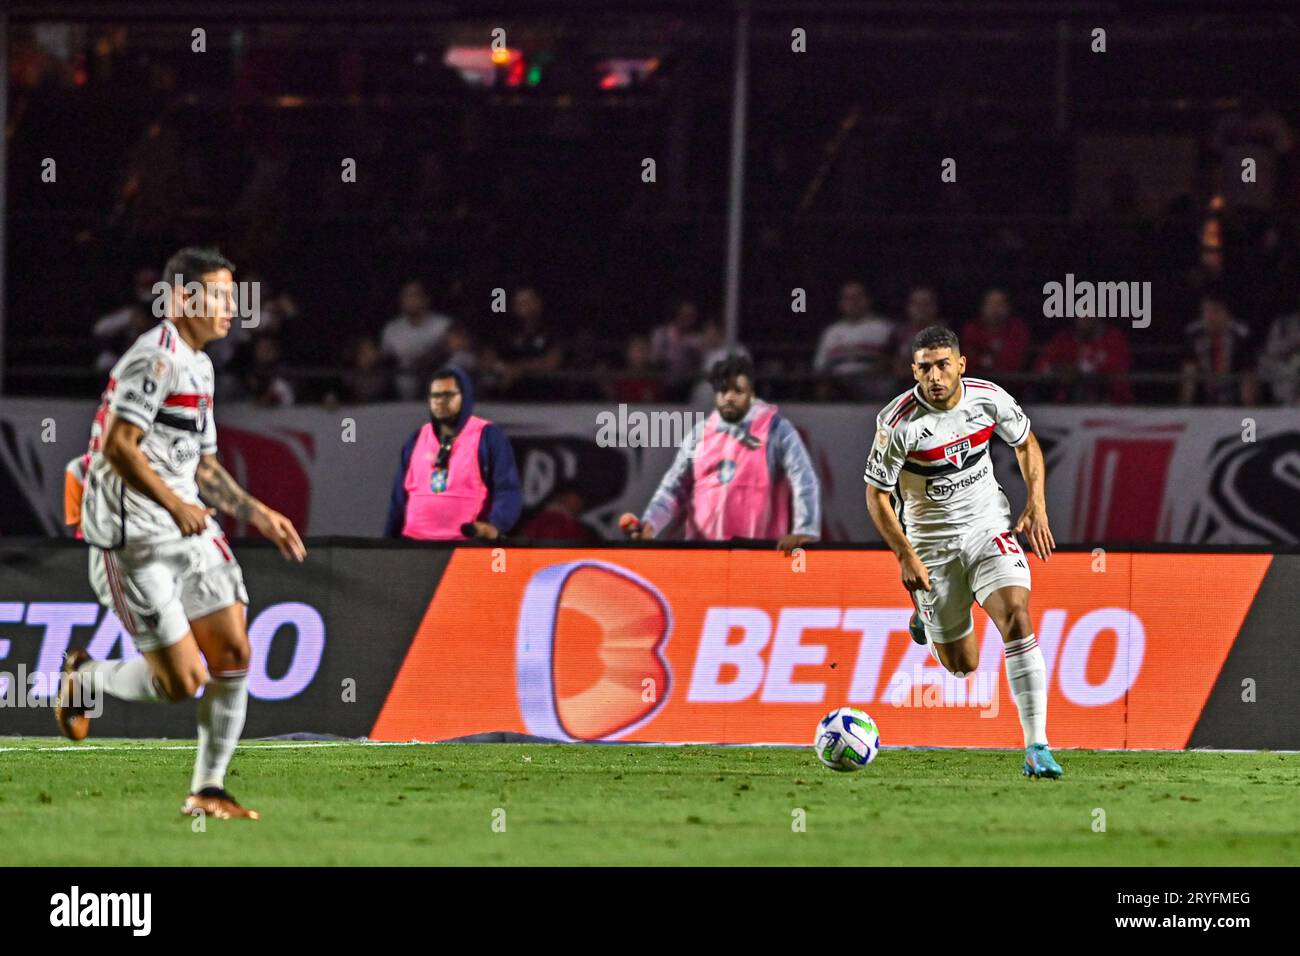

{"left": 1180, "top": 294, "right": 1258, "bottom": 405}
{"left": 1034, "top": 309, "right": 1134, "bottom": 404}
{"left": 381, "top": 279, "right": 453, "bottom": 400}
{"left": 93, "top": 268, "right": 158, "bottom": 373}
{"left": 891, "top": 286, "right": 944, "bottom": 391}
{"left": 633, "top": 355, "right": 820, "bottom": 554}
{"left": 611, "top": 334, "right": 666, "bottom": 403}
{"left": 1257, "top": 304, "right": 1300, "bottom": 405}
{"left": 442, "top": 322, "right": 479, "bottom": 378}
{"left": 960, "top": 287, "right": 1031, "bottom": 377}
{"left": 242, "top": 335, "right": 296, "bottom": 407}
{"left": 384, "top": 367, "right": 522, "bottom": 540}
{"left": 517, "top": 482, "right": 602, "bottom": 543}
{"left": 329, "top": 336, "right": 394, "bottom": 405}
{"left": 487, "top": 285, "right": 564, "bottom": 399}
{"left": 812, "top": 280, "right": 897, "bottom": 401}
{"left": 561, "top": 326, "right": 610, "bottom": 401}
{"left": 650, "top": 299, "right": 704, "bottom": 395}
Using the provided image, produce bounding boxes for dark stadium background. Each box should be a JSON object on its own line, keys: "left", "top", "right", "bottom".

{"left": 4, "top": 1, "right": 1297, "bottom": 405}
{"left": 3, "top": 6, "right": 1300, "bottom": 885}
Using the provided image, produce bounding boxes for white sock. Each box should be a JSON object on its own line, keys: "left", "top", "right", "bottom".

{"left": 1003, "top": 634, "right": 1048, "bottom": 747}
{"left": 191, "top": 672, "right": 248, "bottom": 794}
{"left": 78, "top": 656, "right": 161, "bottom": 703}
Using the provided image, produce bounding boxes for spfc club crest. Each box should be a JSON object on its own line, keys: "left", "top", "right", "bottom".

{"left": 717, "top": 459, "right": 737, "bottom": 484}
{"left": 943, "top": 437, "right": 971, "bottom": 468}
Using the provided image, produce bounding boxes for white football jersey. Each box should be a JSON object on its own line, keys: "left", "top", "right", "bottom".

{"left": 81, "top": 320, "right": 217, "bottom": 549}
{"left": 864, "top": 377, "right": 1030, "bottom": 551}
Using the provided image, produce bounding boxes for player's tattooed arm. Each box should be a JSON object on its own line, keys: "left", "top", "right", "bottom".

{"left": 196, "top": 454, "right": 256, "bottom": 521}
{"left": 198, "top": 454, "right": 307, "bottom": 561}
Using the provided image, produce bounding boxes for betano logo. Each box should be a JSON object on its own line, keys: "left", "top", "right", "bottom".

{"left": 685, "top": 606, "right": 1140, "bottom": 707}
{"left": 369, "top": 550, "right": 1266, "bottom": 749}
{"left": 0, "top": 601, "right": 325, "bottom": 703}
{"left": 516, "top": 560, "right": 672, "bottom": 741}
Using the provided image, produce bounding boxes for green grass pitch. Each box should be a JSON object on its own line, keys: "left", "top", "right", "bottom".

{"left": 3, "top": 739, "right": 1298, "bottom": 866}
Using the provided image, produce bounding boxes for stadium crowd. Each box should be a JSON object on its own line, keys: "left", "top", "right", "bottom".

{"left": 86, "top": 272, "right": 1300, "bottom": 409}
{"left": 9, "top": 17, "right": 1300, "bottom": 408}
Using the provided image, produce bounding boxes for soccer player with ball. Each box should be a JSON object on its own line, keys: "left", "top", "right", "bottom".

{"left": 54, "top": 248, "right": 307, "bottom": 819}
{"left": 864, "top": 325, "right": 1062, "bottom": 779}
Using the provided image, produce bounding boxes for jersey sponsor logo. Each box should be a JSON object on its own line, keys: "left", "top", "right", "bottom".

{"left": 925, "top": 460, "right": 989, "bottom": 500}
{"left": 121, "top": 390, "right": 155, "bottom": 413}
{"left": 925, "top": 475, "right": 955, "bottom": 501}
{"left": 943, "top": 437, "right": 972, "bottom": 468}
{"left": 865, "top": 452, "right": 889, "bottom": 483}
{"left": 166, "top": 435, "right": 200, "bottom": 470}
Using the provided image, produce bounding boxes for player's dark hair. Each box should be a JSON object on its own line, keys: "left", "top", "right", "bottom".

{"left": 912, "top": 324, "right": 960, "bottom": 356}
{"left": 161, "top": 247, "right": 234, "bottom": 289}
{"left": 709, "top": 353, "right": 756, "bottom": 393}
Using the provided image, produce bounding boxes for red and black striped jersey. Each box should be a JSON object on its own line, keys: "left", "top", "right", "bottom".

{"left": 865, "top": 377, "right": 1030, "bottom": 549}
{"left": 80, "top": 320, "right": 217, "bottom": 549}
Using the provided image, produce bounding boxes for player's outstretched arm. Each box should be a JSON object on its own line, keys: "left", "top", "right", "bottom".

{"left": 103, "top": 418, "right": 214, "bottom": 536}
{"left": 864, "top": 485, "right": 931, "bottom": 593}
{"left": 197, "top": 454, "right": 306, "bottom": 561}
{"left": 1011, "top": 431, "right": 1055, "bottom": 561}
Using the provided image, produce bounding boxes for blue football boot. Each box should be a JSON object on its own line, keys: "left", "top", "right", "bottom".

{"left": 908, "top": 611, "right": 928, "bottom": 645}
{"left": 1023, "top": 743, "right": 1064, "bottom": 779}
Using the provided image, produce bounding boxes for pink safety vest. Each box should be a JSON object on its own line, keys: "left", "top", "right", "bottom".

{"left": 401, "top": 416, "right": 490, "bottom": 540}
{"left": 686, "top": 401, "right": 792, "bottom": 540}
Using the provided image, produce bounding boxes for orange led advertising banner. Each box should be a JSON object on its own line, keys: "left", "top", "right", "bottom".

{"left": 371, "top": 550, "right": 1271, "bottom": 749}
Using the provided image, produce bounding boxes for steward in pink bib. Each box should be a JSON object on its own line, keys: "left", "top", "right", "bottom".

{"left": 687, "top": 401, "right": 791, "bottom": 539}
{"left": 385, "top": 367, "right": 522, "bottom": 540}
{"left": 635, "top": 355, "right": 822, "bottom": 553}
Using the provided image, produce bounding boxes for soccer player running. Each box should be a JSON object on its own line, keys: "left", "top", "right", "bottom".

{"left": 55, "top": 248, "right": 306, "bottom": 819}
{"left": 864, "top": 325, "right": 1062, "bottom": 779}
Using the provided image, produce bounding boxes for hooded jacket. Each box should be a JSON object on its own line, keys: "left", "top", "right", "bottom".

{"left": 383, "top": 366, "right": 523, "bottom": 537}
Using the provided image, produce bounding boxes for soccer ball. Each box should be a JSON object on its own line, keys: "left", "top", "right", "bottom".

{"left": 813, "top": 707, "right": 881, "bottom": 772}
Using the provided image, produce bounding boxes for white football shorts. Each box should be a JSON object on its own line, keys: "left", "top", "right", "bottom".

{"left": 88, "top": 522, "right": 249, "bottom": 652}
{"left": 911, "top": 524, "right": 1032, "bottom": 643}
